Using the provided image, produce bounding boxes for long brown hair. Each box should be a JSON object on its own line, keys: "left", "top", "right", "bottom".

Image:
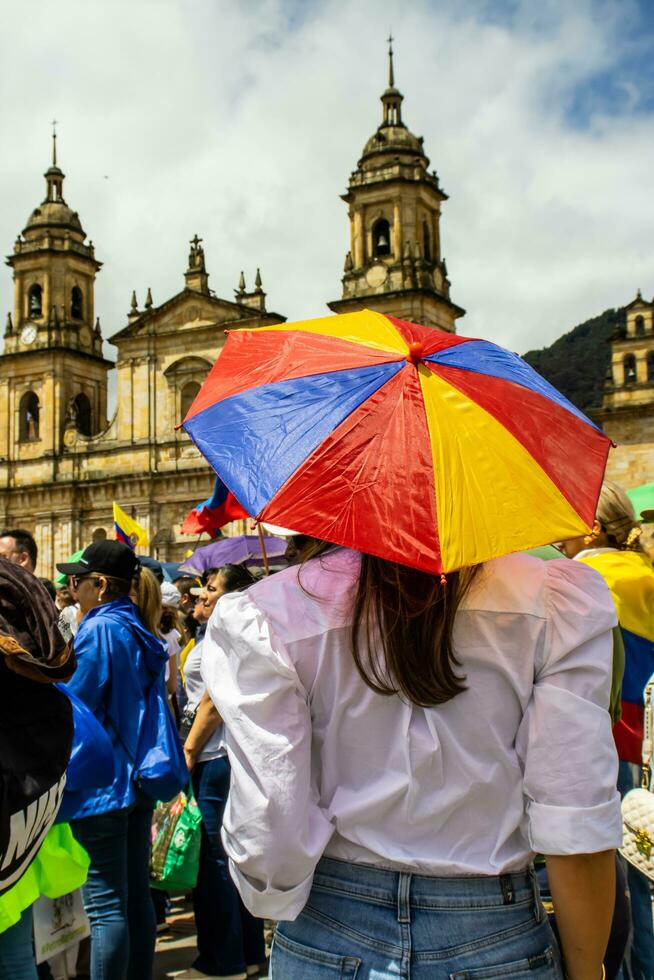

{"left": 596, "top": 480, "right": 643, "bottom": 552}
{"left": 300, "top": 541, "right": 479, "bottom": 707}
{"left": 351, "top": 555, "right": 479, "bottom": 707}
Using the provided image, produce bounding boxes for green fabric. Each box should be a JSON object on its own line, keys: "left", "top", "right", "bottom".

{"left": 524, "top": 544, "right": 562, "bottom": 561}
{"left": 150, "top": 789, "right": 202, "bottom": 892}
{"left": 54, "top": 549, "right": 85, "bottom": 586}
{"left": 627, "top": 482, "right": 654, "bottom": 521}
{"left": 609, "top": 625, "right": 625, "bottom": 724}
{"left": 0, "top": 823, "right": 90, "bottom": 933}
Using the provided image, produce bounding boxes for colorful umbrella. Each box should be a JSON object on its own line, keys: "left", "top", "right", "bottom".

{"left": 182, "top": 310, "right": 611, "bottom": 574}
{"left": 178, "top": 535, "right": 288, "bottom": 575}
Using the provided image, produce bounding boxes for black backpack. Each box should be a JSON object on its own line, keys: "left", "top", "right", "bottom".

{"left": 0, "top": 658, "right": 73, "bottom": 893}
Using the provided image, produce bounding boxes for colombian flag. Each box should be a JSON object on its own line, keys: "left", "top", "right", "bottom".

{"left": 180, "top": 476, "right": 249, "bottom": 538}
{"left": 113, "top": 502, "right": 148, "bottom": 550}
{"left": 579, "top": 549, "right": 654, "bottom": 763}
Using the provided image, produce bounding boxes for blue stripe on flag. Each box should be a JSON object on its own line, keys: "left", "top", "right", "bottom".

{"left": 183, "top": 361, "right": 404, "bottom": 516}
{"left": 114, "top": 524, "right": 134, "bottom": 549}
{"left": 621, "top": 627, "right": 654, "bottom": 705}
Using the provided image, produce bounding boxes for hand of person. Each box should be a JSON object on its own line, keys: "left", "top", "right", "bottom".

{"left": 184, "top": 745, "right": 197, "bottom": 773}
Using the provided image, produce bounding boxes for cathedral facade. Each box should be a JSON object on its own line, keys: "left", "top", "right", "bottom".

{"left": 597, "top": 291, "right": 654, "bottom": 488}
{"left": 1, "top": 53, "right": 461, "bottom": 578}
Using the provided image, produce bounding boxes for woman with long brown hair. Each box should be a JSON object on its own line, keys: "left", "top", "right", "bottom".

{"left": 201, "top": 539, "right": 622, "bottom": 980}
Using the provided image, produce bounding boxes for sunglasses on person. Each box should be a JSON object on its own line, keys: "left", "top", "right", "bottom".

{"left": 71, "top": 574, "right": 103, "bottom": 589}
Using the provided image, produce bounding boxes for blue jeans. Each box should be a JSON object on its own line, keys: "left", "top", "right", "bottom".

{"left": 71, "top": 795, "right": 156, "bottom": 980}
{"left": 192, "top": 755, "right": 265, "bottom": 975}
{"left": 618, "top": 761, "right": 654, "bottom": 980}
{"left": 272, "top": 857, "right": 562, "bottom": 979}
{"left": 0, "top": 907, "right": 38, "bottom": 980}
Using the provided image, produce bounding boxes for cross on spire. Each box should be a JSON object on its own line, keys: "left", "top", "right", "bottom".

{"left": 189, "top": 234, "right": 203, "bottom": 249}
{"left": 51, "top": 119, "right": 58, "bottom": 166}
{"left": 387, "top": 33, "right": 394, "bottom": 88}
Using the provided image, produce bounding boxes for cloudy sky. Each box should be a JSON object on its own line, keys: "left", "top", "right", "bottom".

{"left": 1, "top": 0, "right": 653, "bottom": 364}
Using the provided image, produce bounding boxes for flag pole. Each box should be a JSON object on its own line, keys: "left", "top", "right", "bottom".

{"left": 256, "top": 522, "right": 270, "bottom": 576}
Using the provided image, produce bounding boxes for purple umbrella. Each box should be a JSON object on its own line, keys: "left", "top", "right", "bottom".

{"left": 178, "top": 535, "right": 288, "bottom": 575}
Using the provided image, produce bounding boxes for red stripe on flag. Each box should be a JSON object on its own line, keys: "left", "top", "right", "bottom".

{"left": 114, "top": 525, "right": 134, "bottom": 549}
{"left": 614, "top": 701, "right": 645, "bottom": 764}
{"left": 180, "top": 494, "right": 249, "bottom": 537}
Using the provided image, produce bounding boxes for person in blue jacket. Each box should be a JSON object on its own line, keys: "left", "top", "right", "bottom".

{"left": 57, "top": 540, "right": 168, "bottom": 980}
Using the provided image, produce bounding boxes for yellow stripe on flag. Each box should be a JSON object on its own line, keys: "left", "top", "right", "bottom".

{"left": 112, "top": 502, "right": 149, "bottom": 549}
{"left": 417, "top": 366, "right": 587, "bottom": 572}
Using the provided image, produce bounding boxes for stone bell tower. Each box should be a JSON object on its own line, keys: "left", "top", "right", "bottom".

{"left": 328, "top": 40, "right": 464, "bottom": 331}
{"left": 0, "top": 130, "right": 112, "bottom": 464}
{"left": 595, "top": 289, "right": 654, "bottom": 487}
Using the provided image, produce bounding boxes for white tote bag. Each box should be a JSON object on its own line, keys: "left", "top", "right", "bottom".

{"left": 620, "top": 677, "right": 654, "bottom": 881}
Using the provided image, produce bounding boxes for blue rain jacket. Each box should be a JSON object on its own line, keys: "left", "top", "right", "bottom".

{"left": 64, "top": 596, "right": 168, "bottom": 819}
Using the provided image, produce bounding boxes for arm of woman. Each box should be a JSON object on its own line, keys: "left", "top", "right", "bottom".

{"left": 200, "top": 589, "right": 334, "bottom": 921}
{"left": 65, "top": 619, "right": 109, "bottom": 712}
{"left": 545, "top": 851, "right": 615, "bottom": 980}
{"left": 183, "top": 691, "right": 222, "bottom": 771}
{"left": 166, "top": 653, "right": 177, "bottom": 696}
{"left": 516, "top": 561, "right": 622, "bottom": 978}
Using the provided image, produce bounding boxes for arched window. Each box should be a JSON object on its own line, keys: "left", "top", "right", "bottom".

{"left": 372, "top": 219, "right": 391, "bottom": 258}
{"left": 164, "top": 357, "right": 212, "bottom": 430}
{"left": 19, "top": 391, "right": 39, "bottom": 442}
{"left": 422, "top": 220, "right": 431, "bottom": 261}
{"left": 71, "top": 286, "right": 83, "bottom": 320}
{"left": 28, "top": 284, "right": 42, "bottom": 319}
{"left": 648, "top": 352, "right": 654, "bottom": 382}
{"left": 74, "top": 393, "right": 92, "bottom": 436}
{"left": 624, "top": 354, "right": 637, "bottom": 384}
{"left": 180, "top": 381, "right": 201, "bottom": 420}
{"left": 635, "top": 315, "right": 645, "bottom": 336}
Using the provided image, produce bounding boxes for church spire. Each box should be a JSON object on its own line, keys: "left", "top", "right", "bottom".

{"left": 381, "top": 36, "right": 403, "bottom": 127}
{"left": 44, "top": 121, "right": 65, "bottom": 203}
{"left": 184, "top": 234, "right": 209, "bottom": 293}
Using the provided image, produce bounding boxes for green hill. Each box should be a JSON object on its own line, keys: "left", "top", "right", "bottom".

{"left": 522, "top": 308, "right": 625, "bottom": 415}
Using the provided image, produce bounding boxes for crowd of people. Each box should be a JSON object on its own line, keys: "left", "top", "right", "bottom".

{"left": 0, "top": 477, "right": 653, "bottom": 980}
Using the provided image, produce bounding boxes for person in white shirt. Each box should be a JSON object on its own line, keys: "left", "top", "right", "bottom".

{"left": 178, "top": 564, "right": 265, "bottom": 980}
{"left": 202, "top": 544, "right": 623, "bottom": 980}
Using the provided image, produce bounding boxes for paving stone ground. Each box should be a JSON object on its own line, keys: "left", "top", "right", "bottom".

{"left": 154, "top": 896, "right": 271, "bottom": 980}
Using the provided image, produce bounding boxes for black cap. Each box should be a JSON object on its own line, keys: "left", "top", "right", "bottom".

{"left": 56, "top": 540, "right": 139, "bottom": 582}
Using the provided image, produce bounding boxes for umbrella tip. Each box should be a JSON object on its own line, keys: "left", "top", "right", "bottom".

{"left": 407, "top": 341, "right": 425, "bottom": 365}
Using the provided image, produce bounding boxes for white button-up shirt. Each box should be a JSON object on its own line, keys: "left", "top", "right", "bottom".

{"left": 201, "top": 547, "right": 622, "bottom": 921}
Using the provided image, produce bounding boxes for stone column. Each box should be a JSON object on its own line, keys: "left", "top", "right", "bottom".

{"left": 393, "top": 201, "right": 401, "bottom": 260}
{"left": 353, "top": 210, "right": 364, "bottom": 268}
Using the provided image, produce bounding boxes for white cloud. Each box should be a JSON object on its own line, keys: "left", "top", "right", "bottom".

{"left": 1, "top": 0, "right": 652, "bottom": 379}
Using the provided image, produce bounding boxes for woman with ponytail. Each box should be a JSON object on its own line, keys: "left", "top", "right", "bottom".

{"left": 202, "top": 536, "right": 622, "bottom": 980}
{"left": 562, "top": 481, "right": 654, "bottom": 978}
{"left": 57, "top": 541, "right": 169, "bottom": 980}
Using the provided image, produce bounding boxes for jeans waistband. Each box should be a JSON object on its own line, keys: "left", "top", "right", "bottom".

{"left": 314, "top": 857, "right": 539, "bottom": 910}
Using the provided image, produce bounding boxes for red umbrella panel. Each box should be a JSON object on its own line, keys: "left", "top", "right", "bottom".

{"left": 181, "top": 310, "right": 611, "bottom": 574}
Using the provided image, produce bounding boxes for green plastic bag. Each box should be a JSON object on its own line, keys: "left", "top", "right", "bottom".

{"left": 0, "top": 823, "right": 90, "bottom": 934}
{"left": 150, "top": 788, "right": 202, "bottom": 892}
